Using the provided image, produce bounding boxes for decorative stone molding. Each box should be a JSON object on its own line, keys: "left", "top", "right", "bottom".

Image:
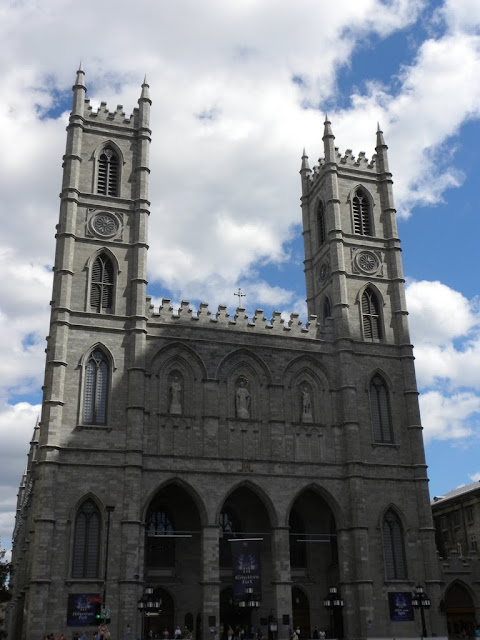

{"left": 86, "top": 209, "right": 123, "bottom": 240}
{"left": 352, "top": 248, "right": 383, "bottom": 276}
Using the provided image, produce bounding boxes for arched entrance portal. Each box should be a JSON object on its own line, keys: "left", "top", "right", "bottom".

{"left": 445, "top": 582, "right": 475, "bottom": 639}
{"left": 289, "top": 488, "right": 340, "bottom": 638}
{"left": 292, "top": 587, "right": 310, "bottom": 640}
{"left": 220, "top": 587, "right": 253, "bottom": 635}
{"left": 219, "top": 485, "right": 273, "bottom": 635}
{"left": 144, "top": 483, "right": 202, "bottom": 637}
{"left": 145, "top": 588, "right": 174, "bottom": 639}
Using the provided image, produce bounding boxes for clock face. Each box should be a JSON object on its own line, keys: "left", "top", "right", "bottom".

{"left": 92, "top": 213, "right": 119, "bottom": 237}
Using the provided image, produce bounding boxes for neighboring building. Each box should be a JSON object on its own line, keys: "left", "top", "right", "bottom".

{"left": 7, "top": 69, "right": 444, "bottom": 640}
{"left": 432, "top": 483, "right": 480, "bottom": 637}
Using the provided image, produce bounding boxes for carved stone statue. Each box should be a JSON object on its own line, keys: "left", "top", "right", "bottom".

{"left": 235, "top": 378, "right": 251, "bottom": 419}
{"left": 301, "top": 386, "right": 313, "bottom": 423}
{"left": 169, "top": 375, "right": 183, "bottom": 415}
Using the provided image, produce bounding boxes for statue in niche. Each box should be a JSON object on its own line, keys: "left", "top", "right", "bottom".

{"left": 235, "top": 377, "right": 251, "bottom": 419}
{"left": 301, "top": 385, "right": 313, "bottom": 423}
{"left": 169, "top": 374, "right": 183, "bottom": 415}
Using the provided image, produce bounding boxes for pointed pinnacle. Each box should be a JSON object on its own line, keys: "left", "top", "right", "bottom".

{"left": 301, "top": 148, "right": 311, "bottom": 173}
{"left": 376, "top": 123, "right": 386, "bottom": 148}
{"left": 140, "top": 76, "right": 151, "bottom": 102}
{"left": 323, "top": 116, "right": 334, "bottom": 139}
{"left": 75, "top": 65, "right": 86, "bottom": 88}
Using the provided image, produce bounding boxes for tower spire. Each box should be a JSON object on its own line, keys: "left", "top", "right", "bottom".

{"left": 300, "top": 148, "right": 311, "bottom": 173}
{"left": 300, "top": 148, "right": 312, "bottom": 196}
{"left": 140, "top": 75, "right": 151, "bottom": 103}
{"left": 72, "top": 65, "right": 86, "bottom": 116}
{"left": 375, "top": 122, "right": 390, "bottom": 173}
{"left": 323, "top": 114, "right": 336, "bottom": 164}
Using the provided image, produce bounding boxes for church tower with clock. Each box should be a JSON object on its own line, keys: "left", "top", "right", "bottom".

{"left": 8, "top": 71, "right": 444, "bottom": 640}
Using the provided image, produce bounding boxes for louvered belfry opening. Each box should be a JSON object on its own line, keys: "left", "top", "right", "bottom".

{"left": 352, "top": 188, "right": 371, "bottom": 235}
{"left": 369, "top": 374, "right": 392, "bottom": 443}
{"left": 83, "top": 350, "right": 109, "bottom": 425}
{"left": 317, "top": 201, "right": 326, "bottom": 246}
{"left": 97, "top": 146, "right": 119, "bottom": 196}
{"left": 382, "top": 509, "right": 407, "bottom": 580}
{"left": 90, "top": 254, "right": 114, "bottom": 313}
{"left": 362, "top": 288, "right": 381, "bottom": 340}
{"left": 72, "top": 499, "right": 101, "bottom": 578}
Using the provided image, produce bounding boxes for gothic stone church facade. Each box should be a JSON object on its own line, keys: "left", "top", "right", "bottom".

{"left": 8, "top": 70, "right": 444, "bottom": 640}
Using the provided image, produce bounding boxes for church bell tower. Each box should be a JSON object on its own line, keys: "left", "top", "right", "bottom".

{"left": 300, "top": 118, "right": 410, "bottom": 346}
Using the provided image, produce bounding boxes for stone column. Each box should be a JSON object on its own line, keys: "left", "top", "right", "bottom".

{"left": 271, "top": 527, "right": 292, "bottom": 640}
{"left": 202, "top": 525, "right": 220, "bottom": 640}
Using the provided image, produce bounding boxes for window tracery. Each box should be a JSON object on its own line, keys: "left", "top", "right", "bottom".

{"left": 72, "top": 498, "right": 101, "bottom": 578}
{"left": 83, "top": 349, "right": 109, "bottom": 425}
{"left": 382, "top": 509, "right": 407, "bottom": 579}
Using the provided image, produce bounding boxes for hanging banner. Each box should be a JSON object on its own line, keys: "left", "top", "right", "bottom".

{"left": 67, "top": 593, "right": 101, "bottom": 627}
{"left": 388, "top": 592, "right": 414, "bottom": 621}
{"left": 231, "top": 539, "right": 261, "bottom": 605}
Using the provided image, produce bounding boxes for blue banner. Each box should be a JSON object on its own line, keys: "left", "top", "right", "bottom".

{"left": 388, "top": 592, "right": 414, "bottom": 621}
{"left": 67, "top": 593, "right": 101, "bottom": 627}
{"left": 231, "top": 539, "right": 261, "bottom": 605}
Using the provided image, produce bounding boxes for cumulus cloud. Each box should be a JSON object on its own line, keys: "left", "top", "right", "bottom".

{"left": 420, "top": 391, "right": 480, "bottom": 443}
{"left": 406, "top": 280, "right": 480, "bottom": 390}
{"left": 407, "top": 280, "right": 477, "bottom": 346}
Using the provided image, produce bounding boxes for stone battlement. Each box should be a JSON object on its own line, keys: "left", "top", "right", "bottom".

{"left": 84, "top": 98, "right": 138, "bottom": 125}
{"left": 147, "top": 298, "right": 320, "bottom": 338}
{"left": 309, "top": 147, "right": 377, "bottom": 183}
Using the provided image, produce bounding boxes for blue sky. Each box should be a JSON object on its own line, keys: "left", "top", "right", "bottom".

{"left": 1, "top": 0, "right": 480, "bottom": 552}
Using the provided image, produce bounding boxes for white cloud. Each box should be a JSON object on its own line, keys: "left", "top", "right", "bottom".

{"left": 407, "top": 280, "right": 477, "bottom": 345}
{"left": 419, "top": 391, "right": 480, "bottom": 443}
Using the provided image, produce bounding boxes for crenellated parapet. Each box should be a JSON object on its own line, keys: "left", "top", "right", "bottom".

{"left": 307, "top": 147, "right": 378, "bottom": 186}
{"left": 83, "top": 98, "right": 139, "bottom": 127}
{"left": 146, "top": 297, "right": 321, "bottom": 338}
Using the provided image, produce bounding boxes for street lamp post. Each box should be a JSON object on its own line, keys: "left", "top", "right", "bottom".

{"left": 138, "top": 586, "right": 162, "bottom": 640}
{"left": 412, "top": 584, "right": 431, "bottom": 639}
{"left": 323, "top": 586, "right": 344, "bottom": 639}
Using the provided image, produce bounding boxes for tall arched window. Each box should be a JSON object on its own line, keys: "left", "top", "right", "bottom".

{"left": 219, "top": 508, "right": 241, "bottom": 567}
{"left": 83, "top": 349, "right": 109, "bottom": 425}
{"left": 97, "top": 146, "right": 119, "bottom": 196}
{"left": 362, "top": 288, "right": 382, "bottom": 340}
{"left": 382, "top": 509, "right": 407, "bottom": 579}
{"left": 352, "top": 187, "right": 372, "bottom": 235}
{"left": 370, "top": 374, "right": 392, "bottom": 443}
{"left": 146, "top": 508, "right": 175, "bottom": 567}
{"left": 90, "top": 254, "right": 114, "bottom": 313}
{"left": 289, "top": 508, "right": 307, "bottom": 568}
{"left": 317, "top": 201, "right": 326, "bottom": 247}
{"left": 72, "top": 498, "right": 101, "bottom": 578}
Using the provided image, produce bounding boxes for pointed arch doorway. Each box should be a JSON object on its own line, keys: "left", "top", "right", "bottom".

{"left": 145, "top": 588, "right": 174, "bottom": 639}
{"left": 292, "top": 587, "right": 310, "bottom": 640}
{"left": 445, "top": 582, "right": 475, "bottom": 639}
